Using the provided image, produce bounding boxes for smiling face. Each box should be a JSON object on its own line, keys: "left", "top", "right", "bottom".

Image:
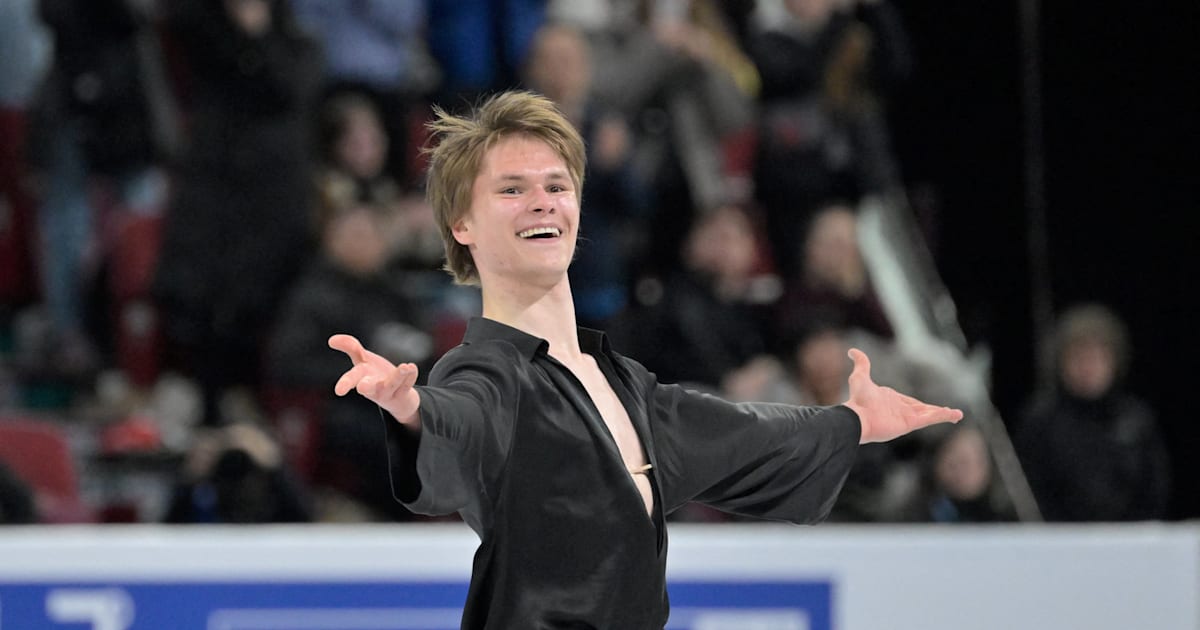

{"left": 452, "top": 134, "right": 580, "bottom": 289}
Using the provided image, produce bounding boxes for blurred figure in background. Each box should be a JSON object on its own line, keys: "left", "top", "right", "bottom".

{"left": 611, "top": 203, "right": 775, "bottom": 394}
{"left": 163, "top": 421, "right": 312, "bottom": 523}
{"left": 23, "top": 0, "right": 174, "bottom": 383}
{"left": 901, "top": 422, "right": 1016, "bottom": 523}
{"left": 548, "top": 0, "right": 759, "bottom": 276}
{"left": 264, "top": 90, "right": 437, "bottom": 521}
{"left": 748, "top": 323, "right": 850, "bottom": 407}
{"left": 426, "top": 0, "right": 545, "bottom": 103}
{"left": 747, "top": 0, "right": 912, "bottom": 279}
{"left": 313, "top": 91, "right": 441, "bottom": 271}
{"left": 773, "top": 203, "right": 893, "bottom": 355}
{"left": 153, "top": 0, "right": 322, "bottom": 426}
{"left": 1016, "top": 303, "right": 1171, "bottom": 521}
{"left": 291, "top": 0, "right": 440, "bottom": 187}
{"left": 266, "top": 202, "right": 433, "bottom": 521}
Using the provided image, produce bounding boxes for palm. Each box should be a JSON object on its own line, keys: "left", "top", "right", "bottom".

{"left": 843, "top": 348, "right": 963, "bottom": 444}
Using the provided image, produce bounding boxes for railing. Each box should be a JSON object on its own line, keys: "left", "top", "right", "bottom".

{"left": 857, "top": 191, "right": 1042, "bottom": 522}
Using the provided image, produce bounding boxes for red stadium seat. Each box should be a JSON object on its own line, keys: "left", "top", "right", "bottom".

{"left": 0, "top": 417, "right": 94, "bottom": 523}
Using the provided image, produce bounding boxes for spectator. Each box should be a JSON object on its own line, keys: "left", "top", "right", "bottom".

{"left": 747, "top": 0, "right": 912, "bottom": 278}
{"left": 426, "top": 0, "right": 545, "bottom": 102}
{"left": 291, "top": 0, "right": 439, "bottom": 186}
{"left": 163, "top": 421, "right": 312, "bottom": 523}
{"left": 265, "top": 204, "right": 433, "bottom": 521}
{"left": 902, "top": 423, "right": 1016, "bottom": 523}
{"left": 1016, "top": 303, "right": 1172, "bottom": 521}
{"left": 549, "top": 0, "right": 759, "bottom": 275}
{"left": 611, "top": 203, "right": 774, "bottom": 393}
{"left": 313, "top": 91, "right": 441, "bottom": 270}
{"left": 773, "top": 202, "right": 893, "bottom": 355}
{"left": 521, "top": 23, "right": 650, "bottom": 328}
{"left": 153, "top": 0, "right": 322, "bottom": 426}
{"left": 24, "top": 0, "right": 174, "bottom": 380}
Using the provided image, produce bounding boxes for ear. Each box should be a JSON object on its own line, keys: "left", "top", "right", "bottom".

{"left": 451, "top": 216, "right": 474, "bottom": 246}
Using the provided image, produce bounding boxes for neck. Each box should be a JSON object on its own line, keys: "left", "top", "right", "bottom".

{"left": 480, "top": 271, "right": 582, "bottom": 360}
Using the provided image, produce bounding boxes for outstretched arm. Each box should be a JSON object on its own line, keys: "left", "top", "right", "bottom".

{"left": 329, "top": 334, "right": 421, "bottom": 429}
{"left": 843, "top": 348, "right": 963, "bottom": 444}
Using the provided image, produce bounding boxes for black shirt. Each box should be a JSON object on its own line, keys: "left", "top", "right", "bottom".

{"left": 385, "top": 317, "right": 861, "bottom": 629}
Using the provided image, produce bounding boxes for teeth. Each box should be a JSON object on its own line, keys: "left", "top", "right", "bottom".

{"left": 517, "top": 226, "right": 561, "bottom": 239}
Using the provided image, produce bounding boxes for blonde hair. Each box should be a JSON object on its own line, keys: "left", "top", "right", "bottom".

{"left": 423, "top": 91, "right": 587, "bottom": 285}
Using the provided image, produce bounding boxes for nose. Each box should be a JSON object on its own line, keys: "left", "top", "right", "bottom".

{"left": 529, "top": 186, "right": 556, "bottom": 214}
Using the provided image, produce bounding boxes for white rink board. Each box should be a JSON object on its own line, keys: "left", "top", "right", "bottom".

{"left": 0, "top": 523, "right": 1196, "bottom": 630}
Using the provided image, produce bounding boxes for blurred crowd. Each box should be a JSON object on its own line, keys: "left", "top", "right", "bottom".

{"left": 0, "top": 0, "right": 1171, "bottom": 526}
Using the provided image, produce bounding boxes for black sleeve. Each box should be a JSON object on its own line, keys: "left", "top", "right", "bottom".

{"left": 383, "top": 343, "right": 518, "bottom": 521}
{"left": 647, "top": 376, "right": 861, "bottom": 523}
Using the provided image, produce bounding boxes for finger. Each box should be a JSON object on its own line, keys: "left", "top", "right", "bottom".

{"left": 379, "top": 363, "right": 419, "bottom": 400}
{"left": 357, "top": 374, "right": 381, "bottom": 399}
{"left": 329, "top": 334, "right": 366, "bottom": 363}
{"left": 898, "top": 393, "right": 965, "bottom": 422}
{"left": 329, "top": 333, "right": 398, "bottom": 370}
{"left": 396, "top": 363, "right": 419, "bottom": 390}
{"left": 920, "top": 405, "right": 963, "bottom": 426}
{"left": 847, "top": 348, "right": 872, "bottom": 382}
{"left": 847, "top": 347, "right": 870, "bottom": 371}
{"left": 334, "top": 364, "right": 372, "bottom": 396}
{"left": 336, "top": 360, "right": 381, "bottom": 396}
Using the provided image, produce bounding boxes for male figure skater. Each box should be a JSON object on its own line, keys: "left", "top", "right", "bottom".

{"left": 329, "top": 91, "right": 962, "bottom": 628}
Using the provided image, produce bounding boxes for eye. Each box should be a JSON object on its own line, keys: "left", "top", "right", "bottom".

{"left": 500, "top": 186, "right": 520, "bottom": 195}
{"left": 548, "top": 184, "right": 567, "bottom": 193}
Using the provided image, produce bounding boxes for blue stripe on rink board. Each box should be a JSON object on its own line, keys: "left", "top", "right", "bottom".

{"left": 0, "top": 579, "right": 831, "bottom": 630}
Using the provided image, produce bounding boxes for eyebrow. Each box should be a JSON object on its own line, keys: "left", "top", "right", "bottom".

{"left": 495, "top": 172, "right": 571, "bottom": 183}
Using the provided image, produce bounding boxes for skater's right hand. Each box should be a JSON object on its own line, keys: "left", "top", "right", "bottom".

{"left": 329, "top": 334, "right": 421, "bottom": 428}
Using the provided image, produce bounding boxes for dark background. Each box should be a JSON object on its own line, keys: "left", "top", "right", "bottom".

{"left": 889, "top": 1, "right": 1198, "bottom": 519}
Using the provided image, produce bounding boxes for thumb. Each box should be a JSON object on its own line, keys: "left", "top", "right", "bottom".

{"left": 847, "top": 347, "right": 871, "bottom": 378}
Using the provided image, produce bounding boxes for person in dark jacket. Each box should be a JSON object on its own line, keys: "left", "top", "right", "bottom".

{"left": 153, "top": 0, "right": 322, "bottom": 425}
{"left": 26, "top": 0, "right": 173, "bottom": 377}
{"left": 328, "top": 91, "right": 962, "bottom": 628}
{"left": 266, "top": 203, "right": 433, "bottom": 521}
{"left": 1016, "top": 303, "right": 1171, "bottom": 521}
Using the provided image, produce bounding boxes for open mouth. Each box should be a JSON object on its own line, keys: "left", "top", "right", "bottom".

{"left": 517, "top": 227, "right": 562, "bottom": 239}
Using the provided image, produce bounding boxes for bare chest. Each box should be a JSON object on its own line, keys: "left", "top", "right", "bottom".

{"left": 561, "top": 355, "right": 654, "bottom": 515}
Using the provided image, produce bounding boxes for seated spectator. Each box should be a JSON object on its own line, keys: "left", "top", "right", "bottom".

{"left": 610, "top": 203, "right": 776, "bottom": 393}
{"left": 265, "top": 204, "right": 434, "bottom": 521}
{"left": 747, "top": 0, "right": 912, "bottom": 278}
{"left": 314, "top": 91, "right": 441, "bottom": 270}
{"left": 773, "top": 202, "right": 893, "bottom": 356}
{"left": 1016, "top": 303, "right": 1172, "bottom": 521}
{"left": 549, "top": 0, "right": 759, "bottom": 276}
{"left": 291, "top": 0, "right": 440, "bottom": 185}
{"left": 901, "top": 422, "right": 1016, "bottom": 523}
{"left": 163, "top": 422, "right": 312, "bottom": 524}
